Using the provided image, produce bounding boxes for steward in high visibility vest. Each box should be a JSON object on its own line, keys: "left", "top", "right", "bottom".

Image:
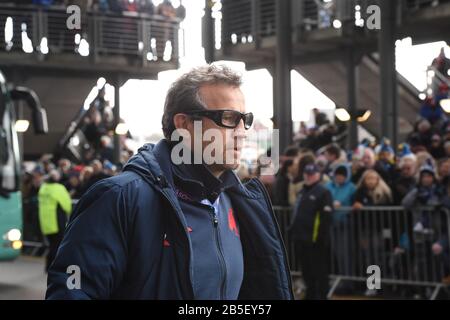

{"left": 38, "top": 170, "right": 72, "bottom": 271}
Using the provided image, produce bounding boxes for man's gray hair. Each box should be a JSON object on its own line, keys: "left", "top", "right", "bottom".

{"left": 161, "top": 64, "right": 243, "bottom": 139}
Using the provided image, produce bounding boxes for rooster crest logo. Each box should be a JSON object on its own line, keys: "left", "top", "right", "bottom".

{"left": 228, "top": 208, "right": 239, "bottom": 237}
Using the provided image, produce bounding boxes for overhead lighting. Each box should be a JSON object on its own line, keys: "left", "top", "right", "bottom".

{"left": 74, "top": 33, "right": 81, "bottom": 45}
{"left": 83, "top": 86, "right": 99, "bottom": 110}
{"left": 78, "top": 38, "right": 89, "bottom": 57}
{"left": 21, "top": 23, "right": 33, "bottom": 53}
{"left": 70, "top": 135, "right": 80, "bottom": 147}
{"left": 163, "top": 40, "right": 172, "bottom": 62}
{"left": 15, "top": 120, "right": 29, "bottom": 133}
{"left": 440, "top": 99, "right": 450, "bottom": 113}
{"left": 96, "top": 77, "right": 106, "bottom": 90}
{"left": 39, "top": 37, "right": 49, "bottom": 54}
{"left": 357, "top": 110, "right": 371, "bottom": 123}
{"left": 335, "top": 108, "right": 351, "bottom": 122}
{"left": 115, "top": 123, "right": 129, "bottom": 135}
{"left": 418, "top": 93, "right": 426, "bottom": 100}
{"left": 231, "top": 33, "right": 237, "bottom": 44}
{"left": 4, "top": 17, "right": 13, "bottom": 50}
{"left": 333, "top": 19, "right": 342, "bottom": 29}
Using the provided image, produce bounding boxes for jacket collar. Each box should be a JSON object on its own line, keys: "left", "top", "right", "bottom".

{"left": 172, "top": 162, "right": 240, "bottom": 203}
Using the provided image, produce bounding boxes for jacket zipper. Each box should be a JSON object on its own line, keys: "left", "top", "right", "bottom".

{"left": 253, "top": 178, "right": 295, "bottom": 299}
{"left": 210, "top": 208, "right": 227, "bottom": 300}
{"left": 159, "top": 188, "right": 195, "bottom": 299}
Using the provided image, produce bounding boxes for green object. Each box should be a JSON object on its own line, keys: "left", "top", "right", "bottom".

{"left": 0, "top": 191, "right": 22, "bottom": 261}
{"left": 38, "top": 182, "right": 72, "bottom": 235}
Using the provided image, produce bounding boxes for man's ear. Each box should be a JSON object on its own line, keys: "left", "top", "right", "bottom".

{"left": 173, "top": 113, "right": 191, "bottom": 131}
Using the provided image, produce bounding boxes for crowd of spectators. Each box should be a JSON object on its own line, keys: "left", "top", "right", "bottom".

{"left": 12, "top": 0, "right": 186, "bottom": 20}
{"left": 240, "top": 48, "right": 450, "bottom": 298}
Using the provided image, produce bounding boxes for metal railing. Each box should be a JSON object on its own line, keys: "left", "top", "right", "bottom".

{"left": 219, "top": 0, "right": 374, "bottom": 48}
{"left": 274, "top": 205, "right": 450, "bottom": 299}
{"left": 0, "top": 4, "right": 181, "bottom": 64}
{"left": 218, "top": 0, "right": 446, "bottom": 50}
{"left": 404, "top": 0, "right": 450, "bottom": 10}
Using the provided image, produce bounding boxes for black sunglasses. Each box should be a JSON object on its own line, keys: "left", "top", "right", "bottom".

{"left": 183, "top": 109, "right": 254, "bottom": 130}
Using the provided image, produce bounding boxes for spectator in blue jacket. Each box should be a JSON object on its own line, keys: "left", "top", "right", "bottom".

{"left": 326, "top": 164, "right": 356, "bottom": 222}
{"left": 325, "top": 164, "right": 355, "bottom": 290}
{"left": 45, "top": 65, "right": 293, "bottom": 300}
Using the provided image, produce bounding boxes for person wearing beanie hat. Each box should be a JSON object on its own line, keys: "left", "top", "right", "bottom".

{"left": 403, "top": 159, "right": 442, "bottom": 209}
{"left": 376, "top": 139, "right": 396, "bottom": 184}
{"left": 325, "top": 164, "right": 356, "bottom": 291}
{"left": 326, "top": 164, "right": 356, "bottom": 213}
{"left": 402, "top": 159, "right": 447, "bottom": 286}
{"left": 397, "top": 143, "right": 413, "bottom": 158}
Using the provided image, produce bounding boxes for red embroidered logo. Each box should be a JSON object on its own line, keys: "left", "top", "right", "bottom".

{"left": 163, "top": 234, "right": 170, "bottom": 247}
{"left": 228, "top": 208, "right": 239, "bottom": 237}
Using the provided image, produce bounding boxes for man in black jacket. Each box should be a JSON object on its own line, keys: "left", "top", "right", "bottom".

{"left": 289, "top": 163, "right": 333, "bottom": 300}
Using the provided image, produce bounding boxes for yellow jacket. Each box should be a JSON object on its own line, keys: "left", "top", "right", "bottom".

{"left": 38, "top": 182, "right": 72, "bottom": 235}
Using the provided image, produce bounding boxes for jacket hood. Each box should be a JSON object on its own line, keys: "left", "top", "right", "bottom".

{"left": 123, "top": 140, "right": 175, "bottom": 188}
{"left": 331, "top": 163, "right": 352, "bottom": 185}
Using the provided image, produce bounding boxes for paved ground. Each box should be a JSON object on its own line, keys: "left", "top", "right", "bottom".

{"left": 0, "top": 256, "right": 46, "bottom": 300}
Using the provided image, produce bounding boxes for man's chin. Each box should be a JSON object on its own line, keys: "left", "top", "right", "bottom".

{"left": 208, "top": 161, "right": 240, "bottom": 174}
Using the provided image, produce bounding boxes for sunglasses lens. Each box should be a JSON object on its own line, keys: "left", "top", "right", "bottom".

{"left": 244, "top": 113, "right": 253, "bottom": 129}
{"left": 221, "top": 110, "right": 241, "bottom": 127}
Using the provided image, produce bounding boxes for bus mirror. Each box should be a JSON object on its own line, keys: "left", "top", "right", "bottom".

{"left": 32, "top": 108, "right": 48, "bottom": 134}
{"left": 0, "top": 128, "right": 8, "bottom": 165}
{"left": 10, "top": 87, "right": 48, "bottom": 135}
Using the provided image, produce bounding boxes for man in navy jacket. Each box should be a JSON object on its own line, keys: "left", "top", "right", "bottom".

{"left": 46, "top": 65, "right": 293, "bottom": 300}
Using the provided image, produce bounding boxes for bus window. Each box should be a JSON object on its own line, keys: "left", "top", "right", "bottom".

{"left": 0, "top": 106, "right": 19, "bottom": 192}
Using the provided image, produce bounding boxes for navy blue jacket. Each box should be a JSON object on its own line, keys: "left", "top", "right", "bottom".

{"left": 46, "top": 140, "right": 293, "bottom": 300}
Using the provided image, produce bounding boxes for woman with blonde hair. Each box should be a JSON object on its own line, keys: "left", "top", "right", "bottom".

{"left": 353, "top": 169, "right": 392, "bottom": 209}
{"left": 352, "top": 169, "right": 393, "bottom": 297}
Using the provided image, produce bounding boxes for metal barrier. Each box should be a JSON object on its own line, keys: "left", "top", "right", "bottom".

{"left": 274, "top": 205, "right": 450, "bottom": 299}
{"left": 0, "top": 4, "right": 181, "bottom": 63}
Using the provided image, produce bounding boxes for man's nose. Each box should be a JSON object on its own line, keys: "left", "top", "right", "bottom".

{"left": 234, "top": 124, "right": 247, "bottom": 140}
